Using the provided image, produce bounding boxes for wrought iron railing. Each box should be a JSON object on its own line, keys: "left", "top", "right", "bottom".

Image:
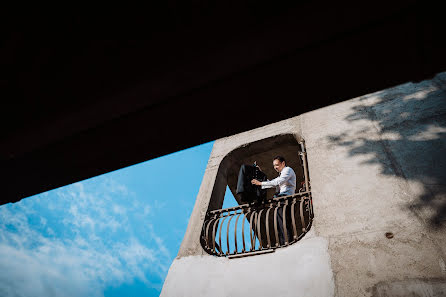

{"left": 201, "top": 140, "right": 312, "bottom": 258}
{"left": 201, "top": 192, "right": 313, "bottom": 258}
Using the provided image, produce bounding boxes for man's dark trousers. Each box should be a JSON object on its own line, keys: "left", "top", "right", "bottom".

{"left": 275, "top": 193, "right": 288, "bottom": 246}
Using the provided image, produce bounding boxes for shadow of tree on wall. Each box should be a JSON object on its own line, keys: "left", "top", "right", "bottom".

{"left": 327, "top": 72, "right": 446, "bottom": 227}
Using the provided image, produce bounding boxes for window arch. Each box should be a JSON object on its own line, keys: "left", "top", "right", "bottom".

{"left": 201, "top": 134, "right": 313, "bottom": 258}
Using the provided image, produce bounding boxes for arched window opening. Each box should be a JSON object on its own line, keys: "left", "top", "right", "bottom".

{"left": 201, "top": 134, "right": 313, "bottom": 258}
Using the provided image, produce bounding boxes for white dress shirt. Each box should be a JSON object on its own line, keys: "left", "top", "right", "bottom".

{"left": 261, "top": 166, "right": 296, "bottom": 196}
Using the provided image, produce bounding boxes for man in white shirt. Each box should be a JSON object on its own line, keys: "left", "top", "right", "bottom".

{"left": 251, "top": 156, "right": 296, "bottom": 197}
{"left": 251, "top": 156, "right": 296, "bottom": 245}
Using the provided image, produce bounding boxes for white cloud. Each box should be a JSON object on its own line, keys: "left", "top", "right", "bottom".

{"left": 143, "top": 205, "right": 151, "bottom": 216}
{"left": 0, "top": 176, "right": 171, "bottom": 297}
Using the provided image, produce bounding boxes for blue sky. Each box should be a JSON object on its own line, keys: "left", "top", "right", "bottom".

{"left": 0, "top": 140, "right": 239, "bottom": 297}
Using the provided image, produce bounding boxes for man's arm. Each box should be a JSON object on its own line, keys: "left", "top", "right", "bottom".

{"left": 259, "top": 167, "right": 293, "bottom": 188}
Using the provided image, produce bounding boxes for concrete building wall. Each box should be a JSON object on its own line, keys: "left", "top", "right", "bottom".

{"left": 161, "top": 72, "right": 446, "bottom": 297}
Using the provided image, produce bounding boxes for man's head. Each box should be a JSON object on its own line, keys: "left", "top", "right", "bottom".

{"left": 272, "top": 156, "right": 286, "bottom": 173}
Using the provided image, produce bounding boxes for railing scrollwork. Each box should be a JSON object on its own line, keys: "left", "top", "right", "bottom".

{"left": 202, "top": 191, "right": 313, "bottom": 258}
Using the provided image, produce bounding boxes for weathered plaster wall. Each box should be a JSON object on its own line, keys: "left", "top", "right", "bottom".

{"left": 301, "top": 72, "right": 446, "bottom": 296}
{"left": 161, "top": 230, "right": 334, "bottom": 297}
{"left": 161, "top": 72, "right": 446, "bottom": 297}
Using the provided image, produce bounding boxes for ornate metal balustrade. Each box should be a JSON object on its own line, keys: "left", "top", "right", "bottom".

{"left": 201, "top": 140, "right": 312, "bottom": 258}
{"left": 202, "top": 192, "right": 313, "bottom": 258}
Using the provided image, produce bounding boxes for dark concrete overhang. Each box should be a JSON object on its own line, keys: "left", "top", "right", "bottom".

{"left": 2, "top": 1, "right": 445, "bottom": 204}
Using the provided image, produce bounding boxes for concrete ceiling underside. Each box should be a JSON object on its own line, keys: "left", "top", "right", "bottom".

{"left": 2, "top": 1, "right": 445, "bottom": 204}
